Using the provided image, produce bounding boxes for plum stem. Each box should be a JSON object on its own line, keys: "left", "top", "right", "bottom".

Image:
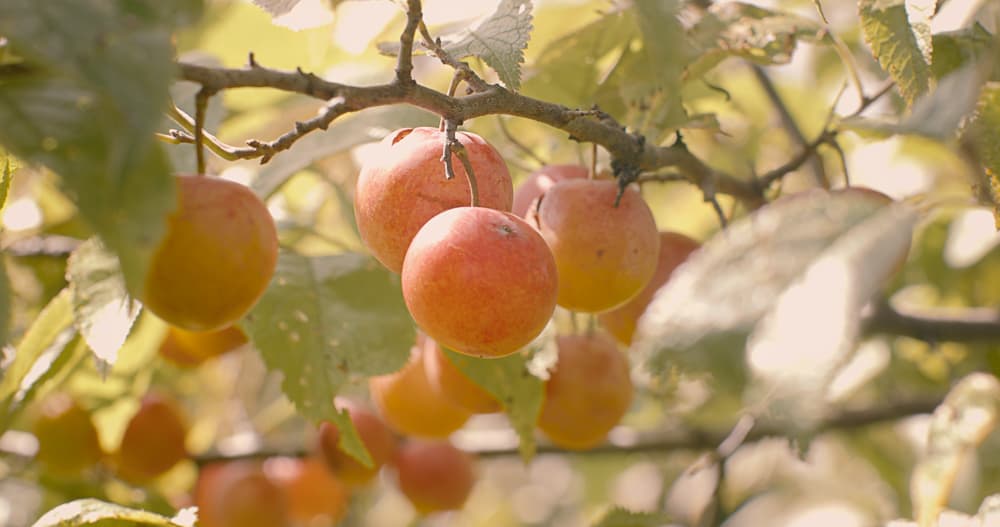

{"left": 441, "top": 120, "right": 480, "bottom": 207}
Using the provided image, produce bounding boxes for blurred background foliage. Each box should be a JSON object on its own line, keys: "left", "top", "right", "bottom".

{"left": 2, "top": 0, "right": 1000, "bottom": 526}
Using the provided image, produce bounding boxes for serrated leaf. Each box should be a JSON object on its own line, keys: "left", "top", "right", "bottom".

{"left": 634, "top": 190, "right": 916, "bottom": 395}
{"left": 443, "top": 344, "right": 545, "bottom": 460}
{"left": 745, "top": 203, "right": 918, "bottom": 430}
{"left": 962, "top": 82, "right": 1000, "bottom": 222}
{"left": 252, "top": 106, "right": 436, "bottom": 199}
{"left": 440, "top": 0, "right": 533, "bottom": 89}
{"left": 31, "top": 498, "right": 188, "bottom": 527}
{"left": 906, "top": 0, "right": 935, "bottom": 65}
{"left": 685, "top": 3, "right": 825, "bottom": 81}
{"left": 66, "top": 238, "right": 140, "bottom": 368}
{"left": 842, "top": 63, "right": 985, "bottom": 140}
{"left": 0, "top": 0, "right": 189, "bottom": 295}
{"left": 860, "top": 0, "right": 932, "bottom": 106}
{"left": 592, "top": 507, "right": 671, "bottom": 527}
{"left": 0, "top": 289, "right": 75, "bottom": 429}
{"left": 911, "top": 373, "right": 1000, "bottom": 526}
{"left": 245, "top": 252, "right": 414, "bottom": 464}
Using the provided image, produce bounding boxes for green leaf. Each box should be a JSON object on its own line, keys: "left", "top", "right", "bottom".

{"left": 443, "top": 343, "right": 546, "bottom": 460}
{"left": 0, "top": 289, "right": 75, "bottom": 428}
{"left": 860, "top": 0, "right": 932, "bottom": 106}
{"left": 842, "top": 63, "right": 986, "bottom": 140}
{"left": 962, "top": 82, "right": 1000, "bottom": 220}
{"left": 31, "top": 498, "right": 192, "bottom": 527}
{"left": 931, "top": 23, "right": 994, "bottom": 79}
{"left": 911, "top": 373, "right": 1000, "bottom": 526}
{"left": 245, "top": 252, "right": 415, "bottom": 465}
{"left": 66, "top": 238, "right": 140, "bottom": 369}
{"left": 685, "top": 3, "right": 825, "bottom": 81}
{"left": 440, "top": 0, "right": 533, "bottom": 90}
{"left": 592, "top": 507, "right": 671, "bottom": 527}
{"left": 0, "top": 0, "right": 190, "bottom": 295}
{"left": 634, "top": 191, "right": 917, "bottom": 404}
{"left": 251, "top": 106, "right": 436, "bottom": 199}
{"left": 0, "top": 155, "right": 12, "bottom": 211}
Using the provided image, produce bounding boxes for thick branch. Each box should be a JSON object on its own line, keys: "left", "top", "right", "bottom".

{"left": 865, "top": 301, "right": 1000, "bottom": 342}
{"left": 176, "top": 61, "right": 763, "bottom": 204}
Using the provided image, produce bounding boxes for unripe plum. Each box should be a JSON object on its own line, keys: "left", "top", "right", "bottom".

{"left": 158, "top": 324, "right": 248, "bottom": 367}
{"left": 354, "top": 127, "right": 514, "bottom": 273}
{"left": 317, "top": 399, "right": 398, "bottom": 485}
{"left": 394, "top": 440, "right": 476, "bottom": 514}
{"left": 529, "top": 179, "right": 659, "bottom": 313}
{"left": 369, "top": 341, "right": 471, "bottom": 437}
{"left": 32, "top": 393, "right": 103, "bottom": 476}
{"left": 599, "top": 232, "right": 701, "bottom": 345}
{"left": 196, "top": 461, "right": 289, "bottom": 527}
{"left": 538, "top": 332, "right": 633, "bottom": 450}
{"left": 511, "top": 164, "right": 588, "bottom": 218}
{"left": 263, "top": 457, "right": 350, "bottom": 526}
{"left": 422, "top": 337, "right": 500, "bottom": 414}
{"left": 115, "top": 393, "right": 188, "bottom": 482}
{"left": 402, "top": 207, "right": 558, "bottom": 357}
{"left": 143, "top": 175, "right": 278, "bottom": 332}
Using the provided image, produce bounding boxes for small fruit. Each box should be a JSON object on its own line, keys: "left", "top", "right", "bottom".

{"left": 354, "top": 127, "right": 514, "bottom": 273}
{"left": 263, "top": 457, "right": 350, "bottom": 526}
{"left": 598, "top": 232, "right": 700, "bottom": 345}
{"left": 529, "top": 179, "right": 659, "bottom": 313}
{"left": 538, "top": 332, "right": 633, "bottom": 450}
{"left": 511, "top": 164, "right": 588, "bottom": 218}
{"left": 369, "top": 341, "right": 471, "bottom": 438}
{"left": 196, "top": 461, "right": 289, "bottom": 527}
{"left": 422, "top": 338, "right": 500, "bottom": 414}
{"left": 395, "top": 440, "right": 475, "bottom": 514}
{"left": 158, "top": 324, "right": 248, "bottom": 367}
{"left": 115, "top": 393, "right": 188, "bottom": 482}
{"left": 143, "top": 175, "right": 278, "bottom": 332}
{"left": 317, "top": 400, "right": 398, "bottom": 485}
{"left": 402, "top": 207, "right": 558, "bottom": 357}
{"left": 32, "top": 393, "right": 103, "bottom": 476}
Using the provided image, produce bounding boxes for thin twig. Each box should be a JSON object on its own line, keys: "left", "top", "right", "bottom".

{"left": 865, "top": 301, "right": 1000, "bottom": 342}
{"left": 194, "top": 88, "right": 212, "bottom": 174}
{"left": 395, "top": 0, "right": 423, "bottom": 85}
{"left": 495, "top": 115, "right": 546, "bottom": 167}
{"left": 751, "top": 65, "right": 828, "bottom": 188}
{"left": 441, "top": 120, "right": 479, "bottom": 207}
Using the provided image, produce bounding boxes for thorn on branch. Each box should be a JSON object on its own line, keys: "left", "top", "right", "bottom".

{"left": 247, "top": 52, "right": 259, "bottom": 68}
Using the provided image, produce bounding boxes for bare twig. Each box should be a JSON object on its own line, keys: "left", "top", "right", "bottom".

{"left": 751, "top": 65, "right": 828, "bottom": 188}
{"left": 395, "top": 0, "right": 423, "bottom": 85}
{"left": 194, "top": 88, "right": 212, "bottom": 174}
{"left": 865, "top": 301, "right": 1000, "bottom": 342}
{"left": 495, "top": 115, "right": 546, "bottom": 167}
{"left": 441, "top": 120, "right": 479, "bottom": 206}
{"left": 417, "top": 21, "right": 491, "bottom": 93}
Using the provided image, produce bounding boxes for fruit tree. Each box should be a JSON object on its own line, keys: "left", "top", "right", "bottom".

{"left": 2, "top": 1, "right": 1000, "bottom": 526}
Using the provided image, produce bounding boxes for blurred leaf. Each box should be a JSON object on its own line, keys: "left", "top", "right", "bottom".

{"left": 911, "top": 373, "right": 1000, "bottom": 526}
{"left": 0, "top": 0, "right": 190, "bottom": 295}
{"left": 592, "top": 507, "right": 671, "bottom": 527}
{"left": 745, "top": 203, "right": 918, "bottom": 430}
{"left": 860, "top": 0, "right": 932, "bottom": 106}
{"left": 931, "top": 23, "right": 994, "bottom": 79}
{"left": 635, "top": 191, "right": 916, "bottom": 397}
{"left": 245, "top": 252, "right": 414, "bottom": 464}
{"left": 443, "top": 344, "right": 545, "bottom": 460}
{"left": 252, "top": 106, "right": 435, "bottom": 199}
{"left": 252, "top": 0, "right": 302, "bottom": 16}
{"left": 0, "top": 156, "right": 12, "bottom": 211}
{"left": 0, "top": 289, "right": 75, "bottom": 427}
{"left": 841, "top": 63, "right": 985, "bottom": 140}
{"left": 66, "top": 238, "right": 140, "bottom": 369}
{"left": 685, "top": 3, "right": 825, "bottom": 81}
{"left": 962, "top": 82, "right": 1000, "bottom": 222}
{"left": 440, "top": 0, "right": 533, "bottom": 90}
{"left": 31, "top": 498, "right": 191, "bottom": 527}
{"left": 0, "top": 258, "right": 8, "bottom": 347}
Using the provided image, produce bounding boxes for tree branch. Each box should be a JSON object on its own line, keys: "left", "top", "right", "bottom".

{"left": 865, "top": 301, "right": 1000, "bottom": 342}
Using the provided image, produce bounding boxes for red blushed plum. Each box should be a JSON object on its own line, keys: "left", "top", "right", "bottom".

{"left": 394, "top": 440, "right": 476, "bottom": 514}
{"left": 528, "top": 179, "right": 660, "bottom": 313}
{"left": 511, "top": 164, "right": 588, "bottom": 218}
{"left": 599, "top": 232, "right": 701, "bottom": 345}
{"left": 114, "top": 393, "right": 189, "bottom": 482}
{"left": 354, "top": 127, "right": 514, "bottom": 273}
{"left": 401, "top": 207, "right": 558, "bottom": 358}
{"left": 538, "top": 332, "right": 633, "bottom": 450}
{"left": 195, "top": 461, "right": 290, "bottom": 527}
